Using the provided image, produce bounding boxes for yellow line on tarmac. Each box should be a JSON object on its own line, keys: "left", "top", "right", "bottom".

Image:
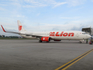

{"left": 55, "top": 49, "right": 93, "bottom": 70}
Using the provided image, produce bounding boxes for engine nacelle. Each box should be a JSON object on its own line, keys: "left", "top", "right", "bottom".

{"left": 41, "top": 37, "right": 50, "bottom": 42}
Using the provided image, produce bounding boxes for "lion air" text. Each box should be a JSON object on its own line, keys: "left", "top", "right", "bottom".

{"left": 49, "top": 32, "right": 74, "bottom": 37}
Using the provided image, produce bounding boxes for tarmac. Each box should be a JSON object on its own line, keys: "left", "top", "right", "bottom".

{"left": 0, "top": 40, "right": 93, "bottom": 70}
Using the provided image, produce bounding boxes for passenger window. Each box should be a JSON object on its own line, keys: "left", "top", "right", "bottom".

{"left": 82, "top": 33, "right": 87, "bottom": 34}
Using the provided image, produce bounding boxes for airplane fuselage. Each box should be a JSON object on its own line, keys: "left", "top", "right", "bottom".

{"left": 20, "top": 31, "right": 91, "bottom": 40}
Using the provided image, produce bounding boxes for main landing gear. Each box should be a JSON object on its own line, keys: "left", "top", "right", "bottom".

{"left": 79, "top": 40, "right": 84, "bottom": 43}
{"left": 39, "top": 39, "right": 50, "bottom": 43}
{"left": 39, "top": 40, "right": 42, "bottom": 43}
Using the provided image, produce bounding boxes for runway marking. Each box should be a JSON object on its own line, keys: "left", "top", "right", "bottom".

{"left": 55, "top": 49, "right": 93, "bottom": 70}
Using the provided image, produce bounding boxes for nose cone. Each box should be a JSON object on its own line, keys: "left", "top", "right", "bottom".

{"left": 88, "top": 35, "right": 91, "bottom": 38}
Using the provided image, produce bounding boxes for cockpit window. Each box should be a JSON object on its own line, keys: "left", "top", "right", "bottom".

{"left": 82, "top": 33, "right": 87, "bottom": 34}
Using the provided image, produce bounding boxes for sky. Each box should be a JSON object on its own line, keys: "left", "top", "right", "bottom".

{"left": 0, "top": 0, "right": 93, "bottom": 36}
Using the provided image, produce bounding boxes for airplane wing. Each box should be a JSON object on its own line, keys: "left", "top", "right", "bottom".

{"left": 1, "top": 25, "right": 21, "bottom": 34}
{"left": 1, "top": 25, "right": 46, "bottom": 38}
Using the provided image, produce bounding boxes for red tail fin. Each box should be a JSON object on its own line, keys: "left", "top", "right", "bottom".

{"left": 17, "top": 20, "right": 26, "bottom": 32}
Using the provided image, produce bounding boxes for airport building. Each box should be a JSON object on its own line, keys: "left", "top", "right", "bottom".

{"left": 82, "top": 27, "right": 93, "bottom": 36}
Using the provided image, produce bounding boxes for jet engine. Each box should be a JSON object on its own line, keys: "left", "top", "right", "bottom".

{"left": 40, "top": 37, "right": 50, "bottom": 42}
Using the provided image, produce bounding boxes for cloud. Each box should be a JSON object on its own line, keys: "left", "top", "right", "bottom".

{"left": 1, "top": 0, "right": 85, "bottom": 9}
{"left": 17, "top": 15, "right": 25, "bottom": 18}
{"left": 11, "top": 2, "right": 21, "bottom": 7}
{"left": 23, "top": 5, "right": 37, "bottom": 8}
{"left": 60, "top": 17, "right": 80, "bottom": 19}
{"left": 66, "top": 0, "right": 87, "bottom": 6}
{"left": 22, "top": 0, "right": 48, "bottom": 8}
{"left": 36, "top": 13, "right": 40, "bottom": 16}
{"left": 0, "top": 4, "right": 7, "bottom": 6}
{"left": 0, "top": 0, "right": 87, "bottom": 9}
{"left": 0, "top": 7, "right": 6, "bottom": 11}
{"left": 23, "top": 0, "right": 66, "bottom": 8}
{"left": 26, "top": 19, "right": 93, "bottom": 32}
{"left": 53, "top": 2, "right": 67, "bottom": 8}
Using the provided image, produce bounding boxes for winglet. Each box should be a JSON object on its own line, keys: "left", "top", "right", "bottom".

{"left": 1, "top": 25, "right": 6, "bottom": 32}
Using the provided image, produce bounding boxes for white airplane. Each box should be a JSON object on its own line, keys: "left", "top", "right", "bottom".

{"left": 1, "top": 20, "right": 91, "bottom": 43}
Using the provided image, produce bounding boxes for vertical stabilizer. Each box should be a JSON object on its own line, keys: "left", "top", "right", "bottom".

{"left": 17, "top": 20, "right": 26, "bottom": 32}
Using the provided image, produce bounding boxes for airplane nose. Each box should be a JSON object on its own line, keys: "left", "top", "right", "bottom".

{"left": 86, "top": 35, "right": 91, "bottom": 38}
{"left": 88, "top": 35, "right": 91, "bottom": 38}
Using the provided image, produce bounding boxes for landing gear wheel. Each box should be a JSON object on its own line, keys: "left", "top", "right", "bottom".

{"left": 46, "top": 41, "right": 49, "bottom": 43}
{"left": 39, "top": 40, "right": 42, "bottom": 43}
{"left": 79, "top": 41, "right": 82, "bottom": 43}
